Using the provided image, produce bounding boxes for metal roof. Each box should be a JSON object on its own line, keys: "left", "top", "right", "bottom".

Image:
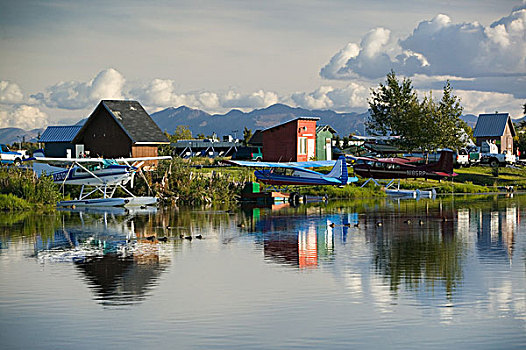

{"left": 316, "top": 124, "right": 336, "bottom": 134}
{"left": 473, "top": 113, "right": 515, "bottom": 137}
{"left": 263, "top": 116, "right": 320, "bottom": 132}
{"left": 39, "top": 126, "right": 82, "bottom": 143}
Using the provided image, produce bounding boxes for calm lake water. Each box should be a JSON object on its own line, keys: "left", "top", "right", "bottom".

{"left": 1, "top": 195, "right": 526, "bottom": 349}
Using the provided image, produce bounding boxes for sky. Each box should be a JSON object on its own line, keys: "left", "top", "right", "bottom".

{"left": 0, "top": 0, "right": 525, "bottom": 130}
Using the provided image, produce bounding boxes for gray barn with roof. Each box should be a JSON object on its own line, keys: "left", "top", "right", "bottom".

{"left": 39, "top": 125, "right": 83, "bottom": 157}
{"left": 473, "top": 113, "right": 516, "bottom": 154}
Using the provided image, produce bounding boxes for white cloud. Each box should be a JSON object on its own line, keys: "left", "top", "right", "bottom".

{"left": 292, "top": 83, "right": 370, "bottom": 111}
{"left": 452, "top": 90, "right": 524, "bottom": 118}
{"left": 37, "top": 68, "right": 125, "bottom": 110}
{"left": 131, "top": 78, "right": 278, "bottom": 111}
{"left": 220, "top": 90, "right": 278, "bottom": 109}
{"left": 0, "top": 105, "right": 48, "bottom": 129}
{"left": 321, "top": 6, "right": 526, "bottom": 98}
{"left": 0, "top": 81, "right": 24, "bottom": 104}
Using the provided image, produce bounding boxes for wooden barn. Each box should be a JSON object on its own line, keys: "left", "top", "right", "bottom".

{"left": 262, "top": 117, "right": 319, "bottom": 162}
{"left": 473, "top": 113, "right": 516, "bottom": 154}
{"left": 73, "top": 100, "right": 169, "bottom": 161}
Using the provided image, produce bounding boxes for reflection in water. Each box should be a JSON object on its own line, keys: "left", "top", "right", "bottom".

{"left": 34, "top": 208, "right": 169, "bottom": 307}
{"left": 244, "top": 196, "right": 523, "bottom": 302}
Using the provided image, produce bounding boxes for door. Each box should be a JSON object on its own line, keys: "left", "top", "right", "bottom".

{"left": 307, "top": 138, "right": 315, "bottom": 160}
{"left": 325, "top": 138, "right": 332, "bottom": 160}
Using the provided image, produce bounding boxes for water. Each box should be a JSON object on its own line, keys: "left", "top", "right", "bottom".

{"left": 1, "top": 195, "right": 525, "bottom": 349}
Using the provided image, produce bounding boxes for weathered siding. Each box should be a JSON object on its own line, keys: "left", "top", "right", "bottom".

{"left": 76, "top": 105, "right": 132, "bottom": 158}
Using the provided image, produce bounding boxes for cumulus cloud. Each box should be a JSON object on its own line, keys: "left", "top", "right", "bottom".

{"left": 321, "top": 5, "right": 526, "bottom": 97}
{"left": 291, "top": 83, "right": 370, "bottom": 111}
{"left": 0, "top": 81, "right": 24, "bottom": 104}
{"left": 35, "top": 68, "right": 126, "bottom": 110}
{"left": 131, "top": 78, "right": 278, "bottom": 111}
{"left": 0, "top": 105, "right": 48, "bottom": 129}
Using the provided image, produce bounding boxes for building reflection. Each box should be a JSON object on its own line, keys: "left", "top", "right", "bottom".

{"left": 34, "top": 207, "right": 170, "bottom": 307}
{"left": 246, "top": 206, "right": 337, "bottom": 269}
{"left": 475, "top": 206, "right": 516, "bottom": 263}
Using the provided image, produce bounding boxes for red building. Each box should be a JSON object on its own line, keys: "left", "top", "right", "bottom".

{"left": 262, "top": 117, "right": 319, "bottom": 162}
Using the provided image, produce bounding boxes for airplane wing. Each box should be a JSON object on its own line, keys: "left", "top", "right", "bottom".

{"left": 28, "top": 155, "right": 171, "bottom": 164}
{"left": 225, "top": 159, "right": 337, "bottom": 168}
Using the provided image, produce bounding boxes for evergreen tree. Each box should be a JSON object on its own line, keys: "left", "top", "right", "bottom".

{"left": 243, "top": 127, "right": 253, "bottom": 146}
{"left": 367, "top": 70, "right": 419, "bottom": 138}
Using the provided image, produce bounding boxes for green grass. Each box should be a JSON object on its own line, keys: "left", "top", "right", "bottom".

{"left": 0, "top": 193, "right": 31, "bottom": 211}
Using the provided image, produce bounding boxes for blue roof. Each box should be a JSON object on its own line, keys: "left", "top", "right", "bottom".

{"left": 39, "top": 126, "right": 82, "bottom": 142}
{"left": 473, "top": 113, "right": 515, "bottom": 138}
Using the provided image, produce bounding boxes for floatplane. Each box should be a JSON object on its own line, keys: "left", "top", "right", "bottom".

{"left": 227, "top": 156, "right": 357, "bottom": 187}
{"left": 226, "top": 156, "right": 358, "bottom": 203}
{"left": 351, "top": 150, "right": 457, "bottom": 198}
{"left": 29, "top": 150, "right": 171, "bottom": 207}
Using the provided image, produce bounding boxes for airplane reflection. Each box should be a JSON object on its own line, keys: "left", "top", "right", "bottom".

{"left": 35, "top": 207, "right": 169, "bottom": 307}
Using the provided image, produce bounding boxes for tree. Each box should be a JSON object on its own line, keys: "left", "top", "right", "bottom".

{"left": 435, "top": 80, "right": 466, "bottom": 150}
{"left": 368, "top": 72, "right": 466, "bottom": 152}
{"left": 172, "top": 125, "right": 192, "bottom": 141}
{"left": 367, "top": 70, "right": 420, "bottom": 138}
{"left": 243, "top": 127, "right": 253, "bottom": 146}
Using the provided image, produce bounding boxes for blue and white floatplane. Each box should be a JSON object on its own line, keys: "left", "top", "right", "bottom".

{"left": 29, "top": 150, "right": 171, "bottom": 207}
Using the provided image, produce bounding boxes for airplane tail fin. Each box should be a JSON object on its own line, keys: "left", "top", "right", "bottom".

{"left": 327, "top": 156, "right": 348, "bottom": 184}
{"left": 431, "top": 150, "right": 454, "bottom": 174}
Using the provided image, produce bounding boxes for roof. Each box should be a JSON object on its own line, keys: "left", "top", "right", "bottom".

{"left": 39, "top": 126, "right": 82, "bottom": 143}
{"left": 74, "top": 100, "right": 169, "bottom": 144}
{"left": 473, "top": 113, "right": 516, "bottom": 138}
{"left": 316, "top": 125, "right": 336, "bottom": 134}
{"left": 248, "top": 130, "right": 263, "bottom": 145}
{"left": 263, "top": 117, "right": 320, "bottom": 133}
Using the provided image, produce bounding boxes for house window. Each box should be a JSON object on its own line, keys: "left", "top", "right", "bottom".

{"left": 298, "top": 137, "right": 307, "bottom": 155}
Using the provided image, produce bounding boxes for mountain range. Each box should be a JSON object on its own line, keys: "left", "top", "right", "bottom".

{"left": 150, "top": 103, "right": 479, "bottom": 138}
{"left": 0, "top": 104, "right": 483, "bottom": 145}
{"left": 0, "top": 127, "right": 44, "bottom": 146}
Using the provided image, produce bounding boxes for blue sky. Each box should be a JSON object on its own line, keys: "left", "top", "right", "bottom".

{"left": 0, "top": 0, "right": 524, "bottom": 129}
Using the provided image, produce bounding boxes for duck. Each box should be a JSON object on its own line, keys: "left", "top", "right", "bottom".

{"left": 184, "top": 236, "right": 193, "bottom": 241}
{"left": 146, "top": 235, "right": 156, "bottom": 241}
{"left": 158, "top": 237, "right": 168, "bottom": 242}
{"left": 195, "top": 234, "right": 203, "bottom": 239}
{"left": 404, "top": 219, "right": 412, "bottom": 224}
{"left": 376, "top": 222, "right": 383, "bottom": 227}
{"left": 419, "top": 220, "right": 425, "bottom": 225}
{"left": 354, "top": 223, "right": 360, "bottom": 228}
{"left": 329, "top": 223, "right": 336, "bottom": 228}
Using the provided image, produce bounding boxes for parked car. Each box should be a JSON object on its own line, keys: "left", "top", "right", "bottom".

{"left": 0, "top": 144, "right": 26, "bottom": 165}
{"left": 232, "top": 146, "right": 263, "bottom": 161}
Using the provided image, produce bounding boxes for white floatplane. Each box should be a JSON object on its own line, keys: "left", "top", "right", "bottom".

{"left": 29, "top": 151, "right": 171, "bottom": 207}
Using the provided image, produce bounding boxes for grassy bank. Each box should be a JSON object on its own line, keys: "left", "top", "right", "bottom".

{"left": 0, "top": 166, "right": 61, "bottom": 210}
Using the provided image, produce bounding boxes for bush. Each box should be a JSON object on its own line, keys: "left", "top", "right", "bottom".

{"left": 0, "top": 193, "right": 31, "bottom": 210}
{"left": 0, "top": 166, "right": 61, "bottom": 206}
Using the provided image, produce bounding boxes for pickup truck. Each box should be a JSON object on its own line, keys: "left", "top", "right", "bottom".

{"left": 468, "top": 141, "right": 516, "bottom": 167}
{"left": 0, "top": 144, "right": 26, "bottom": 165}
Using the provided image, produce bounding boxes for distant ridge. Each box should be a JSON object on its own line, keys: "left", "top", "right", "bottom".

{"left": 0, "top": 105, "right": 495, "bottom": 145}
{"left": 151, "top": 103, "right": 369, "bottom": 137}
{"left": 0, "top": 127, "right": 44, "bottom": 145}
